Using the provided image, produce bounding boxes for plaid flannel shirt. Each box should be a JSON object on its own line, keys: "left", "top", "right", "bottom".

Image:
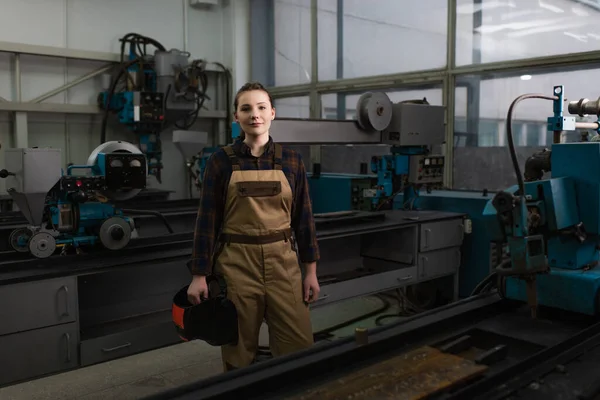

{"left": 187, "top": 137, "right": 320, "bottom": 275}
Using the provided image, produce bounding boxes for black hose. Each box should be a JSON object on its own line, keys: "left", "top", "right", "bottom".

{"left": 100, "top": 59, "right": 141, "bottom": 144}
{"left": 120, "top": 209, "right": 174, "bottom": 234}
{"left": 506, "top": 94, "right": 558, "bottom": 196}
{"left": 470, "top": 259, "right": 512, "bottom": 296}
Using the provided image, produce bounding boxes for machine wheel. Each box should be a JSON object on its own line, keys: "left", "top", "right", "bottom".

{"left": 99, "top": 217, "right": 132, "bottom": 250}
{"left": 9, "top": 228, "right": 33, "bottom": 253}
{"left": 355, "top": 92, "right": 393, "bottom": 132}
{"left": 28, "top": 232, "right": 57, "bottom": 259}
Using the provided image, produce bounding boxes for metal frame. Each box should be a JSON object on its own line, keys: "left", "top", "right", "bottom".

{"left": 261, "top": 0, "right": 600, "bottom": 188}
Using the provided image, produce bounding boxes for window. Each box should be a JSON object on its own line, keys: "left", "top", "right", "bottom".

{"left": 274, "top": 0, "right": 312, "bottom": 86}
{"left": 274, "top": 96, "right": 310, "bottom": 118}
{"left": 317, "top": 0, "right": 448, "bottom": 80}
{"left": 455, "top": 0, "right": 600, "bottom": 65}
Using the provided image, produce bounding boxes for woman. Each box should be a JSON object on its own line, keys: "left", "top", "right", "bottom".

{"left": 186, "top": 81, "right": 321, "bottom": 372}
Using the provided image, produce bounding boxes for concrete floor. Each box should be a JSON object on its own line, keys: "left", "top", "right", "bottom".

{"left": 0, "top": 294, "right": 406, "bottom": 400}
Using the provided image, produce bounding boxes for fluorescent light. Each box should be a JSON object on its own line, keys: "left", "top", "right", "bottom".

{"left": 521, "top": 75, "right": 532, "bottom": 80}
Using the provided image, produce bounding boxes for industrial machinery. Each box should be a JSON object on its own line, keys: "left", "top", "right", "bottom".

{"left": 306, "top": 93, "right": 446, "bottom": 214}
{"left": 172, "top": 127, "right": 241, "bottom": 194}
{"left": 98, "top": 33, "right": 212, "bottom": 182}
{"left": 483, "top": 85, "right": 600, "bottom": 317}
{"left": 0, "top": 141, "right": 147, "bottom": 258}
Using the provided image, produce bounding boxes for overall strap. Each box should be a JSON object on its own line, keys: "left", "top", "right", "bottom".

{"left": 273, "top": 143, "right": 283, "bottom": 171}
{"left": 223, "top": 146, "right": 240, "bottom": 171}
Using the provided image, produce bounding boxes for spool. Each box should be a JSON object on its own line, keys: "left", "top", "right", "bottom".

{"left": 356, "top": 92, "right": 393, "bottom": 132}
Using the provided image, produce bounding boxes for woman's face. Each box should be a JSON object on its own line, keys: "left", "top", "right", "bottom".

{"left": 234, "top": 90, "right": 276, "bottom": 138}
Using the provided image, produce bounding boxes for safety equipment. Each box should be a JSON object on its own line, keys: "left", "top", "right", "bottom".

{"left": 172, "top": 275, "right": 239, "bottom": 346}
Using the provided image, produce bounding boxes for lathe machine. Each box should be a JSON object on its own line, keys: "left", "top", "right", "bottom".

{"left": 0, "top": 141, "right": 147, "bottom": 258}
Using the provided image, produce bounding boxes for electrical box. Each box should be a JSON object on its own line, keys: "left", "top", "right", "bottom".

{"left": 382, "top": 103, "right": 446, "bottom": 146}
{"left": 190, "top": 0, "right": 219, "bottom": 8}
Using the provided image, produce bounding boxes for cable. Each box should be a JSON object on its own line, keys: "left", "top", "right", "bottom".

{"left": 100, "top": 58, "right": 141, "bottom": 144}
{"left": 120, "top": 209, "right": 174, "bottom": 234}
{"left": 256, "top": 294, "right": 392, "bottom": 356}
{"left": 506, "top": 94, "right": 558, "bottom": 196}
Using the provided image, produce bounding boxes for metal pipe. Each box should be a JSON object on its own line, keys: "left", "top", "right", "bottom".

{"left": 15, "top": 54, "right": 21, "bottom": 102}
{"left": 182, "top": 0, "right": 188, "bottom": 52}
{"left": 575, "top": 122, "right": 600, "bottom": 130}
{"left": 27, "top": 64, "right": 113, "bottom": 103}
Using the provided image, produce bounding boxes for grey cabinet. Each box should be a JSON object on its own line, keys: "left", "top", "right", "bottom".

{"left": 420, "top": 219, "right": 465, "bottom": 252}
{"left": 0, "top": 322, "right": 79, "bottom": 386}
{"left": 0, "top": 277, "right": 77, "bottom": 336}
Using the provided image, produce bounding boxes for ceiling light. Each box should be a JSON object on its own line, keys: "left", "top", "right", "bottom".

{"left": 521, "top": 75, "right": 532, "bottom": 80}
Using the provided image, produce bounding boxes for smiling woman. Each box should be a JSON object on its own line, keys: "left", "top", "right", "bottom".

{"left": 183, "top": 81, "right": 322, "bottom": 373}
{"left": 233, "top": 82, "right": 276, "bottom": 148}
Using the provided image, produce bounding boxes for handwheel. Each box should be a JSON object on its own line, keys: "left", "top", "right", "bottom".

{"left": 99, "top": 217, "right": 132, "bottom": 250}
{"left": 28, "top": 232, "right": 57, "bottom": 259}
{"left": 9, "top": 228, "right": 33, "bottom": 253}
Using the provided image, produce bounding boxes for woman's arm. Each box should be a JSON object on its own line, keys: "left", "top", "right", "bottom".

{"left": 290, "top": 154, "right": 320, "bottom": 269}
{"left": 187, "top": 152, "right": 226, "bottom": 276}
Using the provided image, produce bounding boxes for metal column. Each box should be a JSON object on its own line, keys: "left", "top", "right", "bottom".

{"left": 13, "top": 54, "right": 28, "bottom": 148}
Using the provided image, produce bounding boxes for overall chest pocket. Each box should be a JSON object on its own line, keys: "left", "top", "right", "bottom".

{"left": 236, "top": 181, "right": 282, "bottom": 197}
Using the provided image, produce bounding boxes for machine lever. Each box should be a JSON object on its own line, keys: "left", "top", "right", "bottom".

{"left": 0, "top": 169, "right": 15, "bottom": 178}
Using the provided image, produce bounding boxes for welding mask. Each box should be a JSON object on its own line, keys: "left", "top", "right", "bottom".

{"left": 172, "top": 275, "right": 238, "bottom": 346}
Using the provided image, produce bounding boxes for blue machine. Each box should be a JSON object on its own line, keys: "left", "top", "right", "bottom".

{"left": 482, "top": 85, "right": 600, "bottom": 316}
{"left": 0, "top": 141, "right": 147, "bottom": 258}
{"left": 98, "top": 33, "right": 210, "bottom": 183}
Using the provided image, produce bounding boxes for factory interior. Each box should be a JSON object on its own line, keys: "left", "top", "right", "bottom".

{"left": 3, "top": 0, "right": 600, "bottom": 399}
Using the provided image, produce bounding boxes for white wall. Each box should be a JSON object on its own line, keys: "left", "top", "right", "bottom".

{"left": 0, "top": 0, "right": 250, "bottom": 198}
{"left": 274, "top": 0, "right": 600, "bottom": 124}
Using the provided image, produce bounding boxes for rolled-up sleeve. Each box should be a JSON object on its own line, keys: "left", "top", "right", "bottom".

{"left": 187, "top": 152, "right": 225, "bottom": 276}
{"left": 291, "top": 155, "right": 320, "bottom": 263}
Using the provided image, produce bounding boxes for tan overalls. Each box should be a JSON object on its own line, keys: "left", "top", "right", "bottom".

{"left": 214, "top": 143, "right": 314, "bottom": 371}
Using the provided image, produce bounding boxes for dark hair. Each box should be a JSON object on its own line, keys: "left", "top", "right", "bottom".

{"left": 233, "top": 82, "right": 274, "bottom": 141}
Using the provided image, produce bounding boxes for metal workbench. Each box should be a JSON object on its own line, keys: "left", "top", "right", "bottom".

{"left": 0, "top": 209, "right": 466, "bottom": 387}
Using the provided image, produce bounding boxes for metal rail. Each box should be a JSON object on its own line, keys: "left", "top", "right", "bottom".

{"left": 141, "top": 291, "right": 600, "bottom": 400}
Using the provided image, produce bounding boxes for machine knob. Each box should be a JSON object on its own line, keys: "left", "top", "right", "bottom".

{"left": 492, "top": 191, "right": 516, "bottom": 214}
{"left": 110, "top": 226, "right": 125, "bottom": 241}
{"left": 0, "top": 169, "right": 15, "bottom": 178}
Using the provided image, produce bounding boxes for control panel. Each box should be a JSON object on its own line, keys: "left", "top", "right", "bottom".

{"left": 408, "top": 154, "right": 445, "bottom": 184}
{"left": 352, "top": 178, "right": 377, "bottom": 211}
{"left": 104, "top": 154, "right": 147, "bottom": 191}
{"left": 61, "top": 176, "right": 106, "bottom": 192}
{"left": 134, "top": 91, "right": 165, "bottom": 123}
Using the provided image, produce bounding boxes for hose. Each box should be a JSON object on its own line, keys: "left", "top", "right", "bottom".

{"left": 470, "top": 259, "right": 512, "bottom": 297}
{"left": 373, "top": 287, "right": 434, "bottom": 325}
{"left": 100, "top": 58, "right": 141, "bottom": 144}
{"left": 120, "top": 209, "right": 174, "bottom": 234}
{"left": 505, "top": 94, "right": 558, "bottom": 196}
